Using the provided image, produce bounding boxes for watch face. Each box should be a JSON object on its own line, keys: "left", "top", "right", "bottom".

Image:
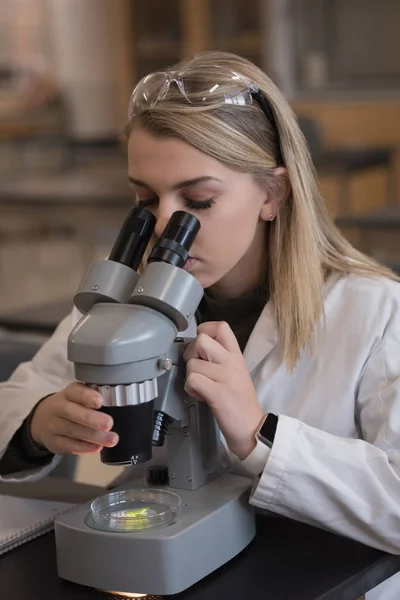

{"left": 259, "top": 413, "right": 278, "bottom": 445}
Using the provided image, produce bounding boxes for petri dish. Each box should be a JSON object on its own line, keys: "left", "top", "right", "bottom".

{"left": 90, "top": 488, "right": 182, "bottom": 532}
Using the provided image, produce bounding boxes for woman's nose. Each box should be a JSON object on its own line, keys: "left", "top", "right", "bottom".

{"left": 153, "top": 201, "right": 176, "bottom": 239}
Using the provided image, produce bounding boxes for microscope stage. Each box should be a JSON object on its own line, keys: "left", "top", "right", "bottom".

{"left": 55, "top": 474, "right": 256, "bottom": 596}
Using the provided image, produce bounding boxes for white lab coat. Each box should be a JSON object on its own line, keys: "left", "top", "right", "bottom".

{"left": 0, "top": 271, "right": 399, "bottom": 600}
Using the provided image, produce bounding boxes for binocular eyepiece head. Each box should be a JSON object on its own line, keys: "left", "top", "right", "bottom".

{"left": 97, "top": 209, "right": 201, "bottom": 466}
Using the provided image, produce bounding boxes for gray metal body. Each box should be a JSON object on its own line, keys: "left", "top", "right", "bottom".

{"left": 58, "top": 245, "right": 256, "bottom": 595}
{"left": 55, "top": 475, "right": 256, "bottom": 596}
{"left": 74, "top": 259, "right": 140, "bottom": 314}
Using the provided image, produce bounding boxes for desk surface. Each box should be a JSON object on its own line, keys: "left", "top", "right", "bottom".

{"left": 336, "top": 204, "right": 400, "bottom": 228}
{"left": 0, "top": 505, "right": 398, "bottom": 600}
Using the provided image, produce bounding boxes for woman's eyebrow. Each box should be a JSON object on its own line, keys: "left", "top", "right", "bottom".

{"left": 128, "top": 176, "right": 223, "bottom": 190}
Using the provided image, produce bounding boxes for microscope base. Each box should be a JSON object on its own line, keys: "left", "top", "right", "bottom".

{"left": 55, "top": 474, "right": 256, "bottom": 596}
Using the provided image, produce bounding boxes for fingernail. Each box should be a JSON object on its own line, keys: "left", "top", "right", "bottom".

{"left": 100, "top": 416, "right": 113, "bottom": 430}
{"left": 106, "top": 433, "right": 119, "bottom": 446}
{"left": 93, "top": 395, "right": 102, "bottom": 408}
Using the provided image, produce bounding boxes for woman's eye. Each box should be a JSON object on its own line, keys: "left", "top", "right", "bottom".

{"left": 186, "top": 198, "right": 216, "bottom": 210}
{"left": 134, "top": 197, "right": 216, "bottom": 211}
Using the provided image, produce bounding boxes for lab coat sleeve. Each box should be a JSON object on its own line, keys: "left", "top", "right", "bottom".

{"left": 250, "top": 321, "right": 400, "bottom": 554}
{"left": 0, "top": 308, "right": 80, "bottom": 481}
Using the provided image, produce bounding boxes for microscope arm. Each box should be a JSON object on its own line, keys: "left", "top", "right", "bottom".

{"left": 154, "top": 339, "right": 223, "bottom": 491}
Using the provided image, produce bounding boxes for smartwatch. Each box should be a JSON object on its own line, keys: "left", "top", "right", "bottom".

{"left": 256, "top": 413, "right": 278, "bottom": 448}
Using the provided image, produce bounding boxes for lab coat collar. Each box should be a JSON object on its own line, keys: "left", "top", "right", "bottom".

{"left": 182, "top": 272, "right": 343, "bottom": 374}
{"left": 181, "top": 296, "right": 278, "bottom": 373}
{"left": 242, "top": 271, "right": 343, "bottom": 373}
{"left": 243, "top": 299, "right": 279, "bottom": 373}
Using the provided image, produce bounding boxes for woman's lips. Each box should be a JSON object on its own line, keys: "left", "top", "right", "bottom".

{"left": 183, "top": 257, "right": 197, "bottom": 271}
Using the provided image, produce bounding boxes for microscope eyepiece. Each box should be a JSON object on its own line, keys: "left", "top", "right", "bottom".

{"left": 148, "top": 211, "right": 200, "bottom": 268}
{"left": 109, "top": 206, "right": 156, "bottom": 271}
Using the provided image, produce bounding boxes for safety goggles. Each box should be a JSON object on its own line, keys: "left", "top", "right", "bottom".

{"left": 128, "top": 68, "right": 284, "bottom": 166}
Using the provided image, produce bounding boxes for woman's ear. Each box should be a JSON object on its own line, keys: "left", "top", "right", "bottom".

{"left": 259, "top": 167, "right": 290, "bottom": 221}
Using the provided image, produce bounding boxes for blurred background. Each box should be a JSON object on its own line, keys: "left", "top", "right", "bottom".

{"left": 1, "top": 0, "right": 400, "bottom": 313}
{"left": 0, "top": 0, "right": 400, "bottom": 483}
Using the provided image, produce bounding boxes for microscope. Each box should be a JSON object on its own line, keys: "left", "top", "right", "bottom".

{"left": 55, "top": 206, "right": 256, "bottom": 596}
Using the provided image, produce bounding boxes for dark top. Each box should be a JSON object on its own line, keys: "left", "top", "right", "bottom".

{"left": 197, "top": 282, "right": 269, "bottom": 352}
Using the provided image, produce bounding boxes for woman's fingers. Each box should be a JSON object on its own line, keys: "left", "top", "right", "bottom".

{"left": 57, "top": 397, "right": 113, "bottom": 432}
{"left": 186, "top": 357, "right": 223, "bottom": 382}
{"left": 184, "top": 332, "right": 229, "bottom": 363}
{"left": 50, "top": 417, "right": 118, "bottom": 448}
{"left": 50, "top": 436, "right": 103, "bottom": 455}
{"left": 184, "top": 372, "right": 217, "bottom": 404}
{"left": 65, "top": 382, "right": 102, "bottom": 409}
{"left": 197, "top": 321, "right": 241, "bottom": 354}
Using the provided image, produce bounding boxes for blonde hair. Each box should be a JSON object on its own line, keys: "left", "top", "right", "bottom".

{"left": 125, "top": 51, "right": 398, "bottom": 369}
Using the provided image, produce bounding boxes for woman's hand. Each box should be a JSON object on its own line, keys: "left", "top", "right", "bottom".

{"left": 30, "top": 383, "right": 119, "bottom": 455}
{"left": 184, "top": 321, "right": 264, "bottom": 460}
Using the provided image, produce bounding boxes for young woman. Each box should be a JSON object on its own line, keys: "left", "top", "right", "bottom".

{"left": 0, "top": 51, "right": 399, "bottom": 599}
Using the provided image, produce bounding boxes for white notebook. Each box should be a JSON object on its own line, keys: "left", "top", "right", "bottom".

{"left": 0, "top": 495, "right": 75, "bottom": 555}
